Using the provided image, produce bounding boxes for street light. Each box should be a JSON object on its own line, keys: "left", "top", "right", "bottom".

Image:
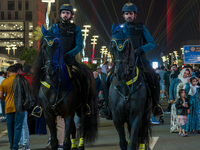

{"left": 42, "top": 0, "right": 55, "bottom": 29}
{"left": 81, "top": 25, "right": 91, "bottom": 58}
{"left": 6, "top": 46, "right": 11, "bottom": 55}
{"left": 91, "top": 35, "right": 99, "bottom": 63}
{"left": 12, "top": 45, "right": 17, "bottom": 56}
{"left": 100, "top": 46, "right": 106, "bottom": 64}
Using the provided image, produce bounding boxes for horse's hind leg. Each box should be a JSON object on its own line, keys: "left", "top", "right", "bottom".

{"left": 71, "top": 121, "right": 78, "bottom": 150}
{"left": 45, "top": 115, "right": 58, "bottom": 150}
{"left": 63, "top": 114, "right": 74, "bottom": 150}
{"left": 113, "top": 117, "right": 127, "bottom": 150}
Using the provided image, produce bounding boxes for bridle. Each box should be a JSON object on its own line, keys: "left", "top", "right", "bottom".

{"left": 112, "top": 38, "right": 137, "bottom": 75}
{"left": 40, "top": 35, "right": 69, "bottom": 114}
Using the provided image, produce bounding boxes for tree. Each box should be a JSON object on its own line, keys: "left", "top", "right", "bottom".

{"left": 20, "top": 47, "right": 38, "bottom": 67}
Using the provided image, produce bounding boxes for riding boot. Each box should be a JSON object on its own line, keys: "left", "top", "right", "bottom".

{"left": 99, "top": 69, "right": 114, "bottom": 119}
{"left": 138, "top": 56, "right": 163, "bottom": 117}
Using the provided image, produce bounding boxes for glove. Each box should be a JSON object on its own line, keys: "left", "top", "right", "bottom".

{"left": 134, "top": 48, "right": 143, "bottom": 56}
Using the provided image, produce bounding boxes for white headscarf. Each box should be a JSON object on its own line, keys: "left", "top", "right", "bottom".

{"left": 176, "top": 69, "right": 190, "bottom": 100}
{"left": 178, "top": 68, "right": 190, "bottom": 85}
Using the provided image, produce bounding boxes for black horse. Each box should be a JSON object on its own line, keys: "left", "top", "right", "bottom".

{"left": 32, "top": 24, "right": 98, "bottom": 150}
{"left": 108, "top": 23, "right": 152, "bottom": 150}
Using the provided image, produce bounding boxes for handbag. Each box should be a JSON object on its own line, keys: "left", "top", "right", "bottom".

{"left": 187, "top": 109, "right": 190, "bottom": 114}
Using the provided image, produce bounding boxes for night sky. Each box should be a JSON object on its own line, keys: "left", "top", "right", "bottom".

{"left": 70, "top": 0, "right": 200, "bottom": 63}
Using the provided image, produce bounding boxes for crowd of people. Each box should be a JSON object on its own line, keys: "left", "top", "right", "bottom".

{"left": 0, "top": 63, "right": 49, "bottom": 150}
{"left": 156, "top": 64, "right": 200, "bottom": 136}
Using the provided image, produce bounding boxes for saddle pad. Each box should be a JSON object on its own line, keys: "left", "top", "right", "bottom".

{"left": 111, "top": 38, "right": 130, "bottom": 52}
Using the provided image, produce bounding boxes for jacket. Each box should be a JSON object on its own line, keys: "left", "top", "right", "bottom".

{"left": 169, "top": 78, "right": 181, "bottom": 101}
{"left": 175, "top": 98, "right": 190, "bottom": 115}
{"left": 13, "top": 75, "right": 34, "bottom": 113}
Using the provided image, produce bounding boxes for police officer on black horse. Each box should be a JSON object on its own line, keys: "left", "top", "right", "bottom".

{"left": 100, "top": 2, "right": 163, "bottom": 119}
{"left": 56, "top": 4, "right": 90, "bottom": 115}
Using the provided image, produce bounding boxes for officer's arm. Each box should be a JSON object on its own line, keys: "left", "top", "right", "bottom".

{"left": 139, "top": 25, "right": 155, "bottom": 53}
{"left": 65, "top": 26, "right": 83, "bottom": 57}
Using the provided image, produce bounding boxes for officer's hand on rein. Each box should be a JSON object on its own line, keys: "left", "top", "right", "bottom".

{"left": 134, "top": 48, "right": 143, "bottom": 56}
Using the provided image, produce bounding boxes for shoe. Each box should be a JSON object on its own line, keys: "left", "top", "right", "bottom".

{"left": 164, "top": 111, "right": 170, "bottom": 114}
{"left": 58, "top": 144, "right": 63, "bottom": 150}
{"left": 151, "top": 120, "right": 160, "bottom": 125}
{"left": 153, "top": 105, "right": 164, "bottom": 117}
{"left": 45, "top": 140, "right": 51, "bottom": 149}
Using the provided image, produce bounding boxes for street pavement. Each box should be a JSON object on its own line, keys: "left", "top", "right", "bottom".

{"left": 0, "top": 114, "right": 200, "bottom": 150}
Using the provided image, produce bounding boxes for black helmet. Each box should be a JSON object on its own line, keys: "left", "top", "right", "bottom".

{"left": 60, "top": 4, "right": 74, "bottom": 15}
{"left": 122, "top": 3, "right": 137, "bottom": 14}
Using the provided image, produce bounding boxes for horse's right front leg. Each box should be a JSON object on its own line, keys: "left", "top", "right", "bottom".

{"left": 113, "top": 115, "right": 127, "bottom": 150}
{"left": 44, "top": 114, "right": 58, "bottom": 150}
{"left": 63, "top": 114, "right": 74, "bottom": 150}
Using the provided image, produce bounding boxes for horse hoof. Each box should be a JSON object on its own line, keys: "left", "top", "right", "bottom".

{"left": 78, "top": 146, "right": 84, "bottom": 150}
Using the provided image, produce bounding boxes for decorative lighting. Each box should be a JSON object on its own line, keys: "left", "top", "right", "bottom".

{"left": 42, "top": 0, "right": 55, "bottom": 29}
{"left": 81, "top": 25, "right": 91, "bottom": 58}
{"left": 91, "top": 35, "right": 99, "bottom": 63}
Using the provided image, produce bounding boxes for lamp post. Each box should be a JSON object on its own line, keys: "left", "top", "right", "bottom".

{"left": 81, "top": 25, "right": 91, "bottom": 58}
{"left": 91, "top": 35, "right": 99, "bottom": 63}
{"left": 100, "top": 46, "right": 106, "bottom": 65}
{"left": 103, "top": 48, "right": 108, "bottom": 61}
{"left": 6, "top": 46, "right": 11, "bottom": 55}
{"left": 42, "top": 0, "right": 55, "bottom": 29}
{"left": 12, "top": 45, "right": 17, "bottom": 56}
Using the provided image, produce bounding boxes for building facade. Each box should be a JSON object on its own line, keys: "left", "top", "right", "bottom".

{"left": 0, "top": 0, "right": 46, "bottom": 58}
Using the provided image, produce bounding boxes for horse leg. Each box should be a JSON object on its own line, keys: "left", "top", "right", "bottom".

{"left": 138, "top": 108, "right": 152, "bottom": 150}
{"left": 45, "top": 116, "right": 58, "bottom": 150}
{"left": 78, "top": 115, "right": 89, "bottom": 150}
{"left": 63, "top": 114, "right": 74, "bottom": 150}
{"left": 128, "top": 114, "right": 143, "bottom": 150}
{"left": 113, "top": 116, "right": 127, "bottom": 150}
{"left": 71, "top": 121, "right": 78, "bottom": 150}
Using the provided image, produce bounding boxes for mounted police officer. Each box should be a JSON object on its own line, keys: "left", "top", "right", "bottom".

{"left": 100, "top": 2, "right": 163, "bottom": 119}
{"left": 57, "top": 4, "right": 90, "bottom": 115}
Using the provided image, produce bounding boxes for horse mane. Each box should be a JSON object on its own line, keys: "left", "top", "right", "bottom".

{"left": 32, "top": 37, "right": 45, "bottom": 97}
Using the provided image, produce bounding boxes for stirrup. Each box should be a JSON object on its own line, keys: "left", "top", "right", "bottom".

{"left": 31, "top": 106, "right": 43, "bottom": 118}
{"left": 81, "top": 104, "right": 91, "bottom": 115}
{"left": 153, "top": 104, "right": 164, "bottom": 117}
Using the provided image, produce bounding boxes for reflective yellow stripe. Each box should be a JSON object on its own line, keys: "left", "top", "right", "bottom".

{"left": 71, "top": 138, "right": 77, "bottom": 148}
{"left": 128, "top": 139, "right": 130, "bottom": 144}
{"left": 65, "top": 64, "right": 72, "bottom": 78}
{"left": 40, "top": 81, "right": 51, "bottom": 88}
{"left": 78, "top": 137, "right": 84, "bottom": 147}
{"left": 139, "top": 143, "right": 145, "bottom": 150}
{"left": 126, "top": 67, "right": 139, "bottom": 85}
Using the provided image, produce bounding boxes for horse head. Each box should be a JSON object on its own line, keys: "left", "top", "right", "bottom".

{"left": 41, "top": 24, "right": 62, "bottom": 78}
{"left": 111, "top": 23, "right": 135, "bottom": 80}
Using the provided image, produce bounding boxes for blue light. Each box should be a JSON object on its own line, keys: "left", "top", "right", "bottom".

{"left": 120, "top": 24, "right": 124, "bottom": 28}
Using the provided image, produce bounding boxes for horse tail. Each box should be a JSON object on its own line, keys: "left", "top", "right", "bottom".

{"left": 80, "top": 64, "right": 98, "bottom": 144}
{"left": 138, "top": 103, "right": 152, "bottom": 150}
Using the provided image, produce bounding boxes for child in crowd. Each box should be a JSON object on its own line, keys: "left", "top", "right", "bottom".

{"left": 185, "top": 77, "right": 200, "bottom": 133}
{"left": 176, "top": 89, "right": 190, "bottom": 137}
